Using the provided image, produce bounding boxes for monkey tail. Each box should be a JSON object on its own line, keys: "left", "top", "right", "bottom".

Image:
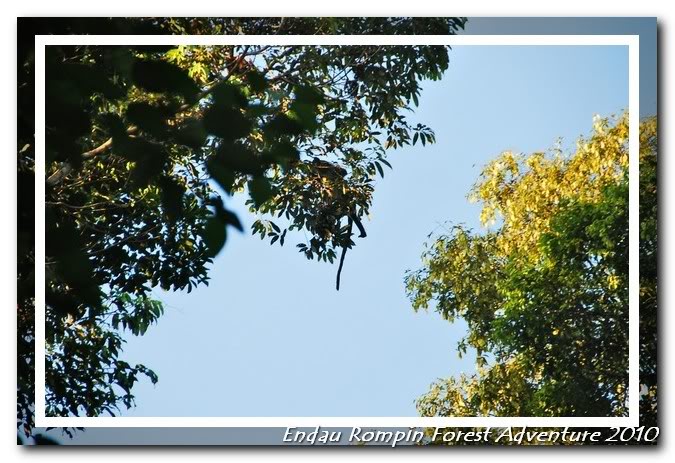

{"left": 335, "top": 218, "right": 353, "bottom": 291}
{"left": 336, "top": 245, "right": 348, "bottom": 291}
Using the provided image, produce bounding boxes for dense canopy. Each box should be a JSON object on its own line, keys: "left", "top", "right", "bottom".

{"left": 17, "top": 17, "right": 466, "bottom": 436}
{"left": 407, "top": 115, "right": 656, "bottom": 425}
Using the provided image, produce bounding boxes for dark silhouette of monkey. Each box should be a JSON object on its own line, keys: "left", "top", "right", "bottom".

{"left": 311, "top": 158, "right": 367, "bottom": 239}
{"left": 308, "top": 158, "right": 368, "bottom": 290}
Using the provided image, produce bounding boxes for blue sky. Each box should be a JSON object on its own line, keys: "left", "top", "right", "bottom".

{"left": 116, "top": 44, "right": 629, "bottom": 417}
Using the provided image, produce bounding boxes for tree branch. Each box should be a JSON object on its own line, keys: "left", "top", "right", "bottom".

{"left": 47, "top": 46, "right": 256, "bottom": 187}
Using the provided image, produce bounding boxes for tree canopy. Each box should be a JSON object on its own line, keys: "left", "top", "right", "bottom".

{"left": 406, "top": 114, "right": 656, "bottom": 425}
{"left": 17, "top": 17, "right": 467, "bottom": 436}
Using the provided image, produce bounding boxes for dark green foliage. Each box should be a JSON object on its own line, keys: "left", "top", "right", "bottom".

{"left": 131, "top": 59, "right": 200, "bottom": 102}
{"left": 202, "top": 105, "right": 252, "bottom": 141}
{"left": 126, "top": 102, "right": 171, "bottom": 137}
{"left": 17, "top": 16, "right": 466, "bottom": 439}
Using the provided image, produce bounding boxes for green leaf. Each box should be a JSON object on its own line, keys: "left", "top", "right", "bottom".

{"left": 294, "top": 85, "right": 325, "bottom": 105}
{"left": 210, "top": 82, "right": 248, "bottom": 108}
{"left": 264, "top": 114, "right": 304, "bottom": 138}
{"left": 375, "top": 162, "right": 385, "bottom": 178}
{"left": 209, "top": 196, "right": 244, "bottom": 233}
{"left": 202, "top": 105, "right": 251, "bottom": 141}
{"left": 107, "top": 47, "right": 135, "bottom": 79}
{"left": 111, "top": 137, "right": 169, "bottom": 186}
{"left": 249, "top": 177, "right": 275, "bottom": 207}
{"left": 245, "top": 69, "right": 268, "bottom": 93}
{"left": 263, "top": 141, "right": 300, "bottom": 166}
{"left": 46, "top": 214, "right": 102, "bottom": 311}
{"left": 288, "top": 101, "right": 320, "bottom": 133}
{"left": 59, "top": 63, "right": 126, "bottom": 100}
{"left": 174, "top": 118, "right": 207, "bottom": 149}
{"left": 101, "top": 113, "right": 128, "bottom": 140}
{"left": 132, "top": 59, "right": 200, "bottom": 102}
{"left": 214, "top": 142, "right": 263, "bottom": 175}
{"left": 202, "top": 216, "right": 227, "bottom": 258}
{"left": 112, "top": 135, "right": 159, "bottom": 162}
{"left": 126, "top": 102, "right": 169, "bottom": 137}
{"left": 158, "top": 175, "right": 185, "bottom": 222}
{"left": 206, "top": 158, "right": 236, "bottom": 194}
{"left": 247, "top": 104, "right": 269, "bottom": 118}
{"left": 220, "top": 208, "right": 243, "bottom": 232}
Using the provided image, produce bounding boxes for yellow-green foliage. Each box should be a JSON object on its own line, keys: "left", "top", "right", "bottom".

{"left": 407, "top": 114, "right": 656, "bottom": 426}
{"left": 471, "top": 113, "right": 629, "bottom": 258}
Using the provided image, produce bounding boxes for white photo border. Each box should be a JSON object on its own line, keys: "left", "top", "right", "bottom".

{"left": 34, "top": 33, "right": 640, "bottom": 428}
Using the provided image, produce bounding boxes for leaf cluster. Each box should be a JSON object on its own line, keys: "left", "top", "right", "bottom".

{"left": 408, "top": 115, "right": 657, "bottom": 425}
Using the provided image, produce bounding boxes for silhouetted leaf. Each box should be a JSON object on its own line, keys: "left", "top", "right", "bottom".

{"left": 294, "top": 84, "right": 325, "bottom": 105}
{"left": 210, "top": 82, "right": 248, "bottom": 108}
{"left": 203, "top": 105, "right": 251, "bottom": 141}
{"left": 107, "top": 47, "right": 135, "bottom": 78}
{"left": 263, "top": 141, "right": 299, "bottom": 167}
{"left": 202, "top": 217, "right": 227, "bottom": 257}
{"left": 214, "top": 142, "right": 262, "bottom": 175}
{"left": 245, "top": 69, "right": 268, "bottom": 93}
{"left": 130, "top": 144, "right": 169, "bottom": 187}
{"left": 110, "top": 134, "right": 169, "bottom": 186}
{"left": 173, "top": 118, "right": 207, "bottom": 149}
{"left": 206, "top": 158, "right": 236, "bottom": 194}
{"left": 288, "top": 101, "right": 320, "bottom": 133}
{"left": 126, "top": 102, "right": 170, "bottom": 137}
{"left": 264, "top": 113, "right": 304, "bottom": 137}
{"left": 101, "top": 113, "right": 128, "bottom": 139}
{"left": 45, "top": 105, "right": 91, "bottom": 159}
{"left": 112, "top": 134, "right": 164, "bottom": 163}
{"left": 375, "top": 161, "right": 385, "bottom": 178}
{"left": 132, "top": 59, "right": 200, "bottom": 101}
{"left": 158, "top": 175, "right": 185, "bottom": 222}
{"left": 58, "top": 63, "right": 126, "bottom": 100}
{"left": 220, "top": 208, "right": 243, "bottom": 232}
{"left": 249, "top": 177, "right": 275, "bottom": 207}
{"left": 246, "top": 104, "right": 269, "bottom": 118}
{"left": 46, "top": 213, "right": 102, "bottom": 310}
